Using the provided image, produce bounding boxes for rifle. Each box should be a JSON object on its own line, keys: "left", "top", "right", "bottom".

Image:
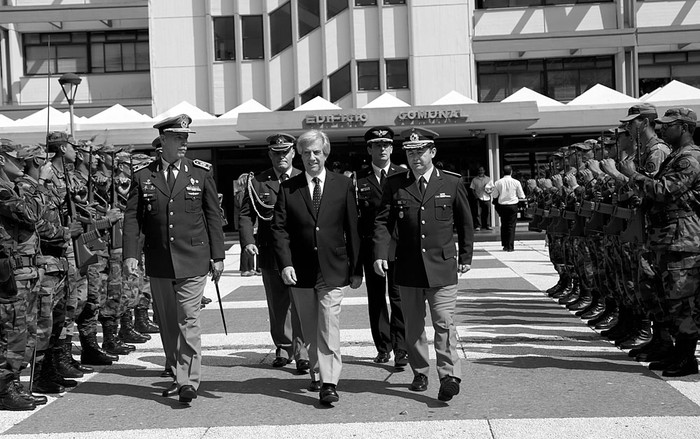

{"left": 110, "top": 148, "right": 123, "bottom": 249}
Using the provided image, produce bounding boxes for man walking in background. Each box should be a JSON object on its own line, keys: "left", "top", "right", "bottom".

{"left": 492, "top": 165, "right": 525, "bottom": 252}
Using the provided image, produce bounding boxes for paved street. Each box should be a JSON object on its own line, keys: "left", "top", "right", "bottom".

{"left": 3, "top": 238, "right": 700, "bottom": 438}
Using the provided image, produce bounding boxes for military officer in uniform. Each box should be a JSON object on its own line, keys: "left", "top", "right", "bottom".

{"left": 123, "top": 114, "right": 225, "bottom": 404}
{"left": 239, "top": 133, "right": 309, "bottom": 372}
{"left": 373, "top": 127, "right": 474, "bottom": 402}
{"left": 356, "top": 126, "right": 408, "bottom": 367}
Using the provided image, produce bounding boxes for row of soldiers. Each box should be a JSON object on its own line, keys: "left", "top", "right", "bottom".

{"left": 527, "top": 103, "right": 700, "bottom": 378}
{"left": 0, "top": 131, "right": 160, "bottom": 411}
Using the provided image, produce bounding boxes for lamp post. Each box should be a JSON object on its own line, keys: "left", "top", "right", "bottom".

{"left": 58, "top": 73, "right": 82, "bottom": 136}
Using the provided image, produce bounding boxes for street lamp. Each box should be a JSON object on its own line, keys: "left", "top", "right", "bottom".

{"left": 58, "top": 73, "right": 82, "bottom": 136}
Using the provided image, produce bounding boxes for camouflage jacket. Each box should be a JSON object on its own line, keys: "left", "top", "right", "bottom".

{"left": 631, "top": 143, "right": 700, "bottom": 252}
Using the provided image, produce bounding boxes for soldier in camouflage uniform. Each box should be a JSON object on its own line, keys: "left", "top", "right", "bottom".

{"left": 0, "top": 139, "right": 42, "bottom": 410}
{"left": 544, "top": 148, "right": 573, "bottom": 299}
{"left": 619, "top": 107, "right": 700, "bottom": 377}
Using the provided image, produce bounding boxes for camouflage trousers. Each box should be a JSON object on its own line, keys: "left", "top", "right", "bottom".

{"left": 602, "top": 236, "right": 627, "bottom": 304}
{"left": 618, "top": 242, "right": 642, "bottom": 311}
{"left": 572, "top": 237, "right": 595, "bottom": 293}
{"left": 2, "top": 268, "right": 39, "bottom": 376}
{"left": 547, "top": 234, "right": 566, "bottom": 269}
{"left": 38, "top": 265, "right": 69, "bottom": 350}
{"left": 637, "top": 249, "right": 668, "bottom": 322}
{"left": 656, "top": 252, "right": 700, "bottom": 340}
{"left": 101, "top": 248, "right": 124, "bottom": 319}
{"left": 76, "top": 255, "right": 106, "bottom": 336}
{"left": 61, "top": 242, "right": 88, "bottom": 341}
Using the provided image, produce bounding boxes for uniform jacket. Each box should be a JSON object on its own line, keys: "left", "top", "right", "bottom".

{"left": 271, "top": 171, "right": 360, "bottom": 289}
{"left": 373, "top": 168, "right": 474, "bottom": 288}
{"left": 123, "top": 157, "right": 225, "bottom": 278}
{"left": 356, "top": 164, "right": 407, "bottom": 269}
{"left": 239, "top": 167, "right": 302, "bottom": 269}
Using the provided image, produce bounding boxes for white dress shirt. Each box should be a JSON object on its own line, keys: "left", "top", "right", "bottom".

{"left": 372, "top": 162, "right": 391, "bottom": 185}
{"left": 491, "top": 175, "right": 525, "bottom": 205}
{"left": 305, "top": 168, "right": 327, "bottom": 198}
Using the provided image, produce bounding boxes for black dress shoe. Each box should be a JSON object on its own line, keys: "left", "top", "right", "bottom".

{"left": 272, "top": 356, "right": 291, "bottom": 368}
{"left": 160, "top": 367, "right": 174, "bottom": 378}
{"left": 178, "top": 385, "right": 197, "bottom": 403}
{"left": 161, "top": 381, "right": 178, "bottom": 397}
{"left": 373, "top": 352, "right": 391, "bottom": 364}
{"left": 308, "top": 380, "right": 322, "bottom": 391}
{"left": 394, "top": 350, "right": 409, "bottom": 368}
{"left": 410, "top": 373, "right": 428, "bottom": 392}
{"left": 319, "top": 384, "right": 339, "bottom": 405}
{"left": 438, "top": 376, "right": 461, "bottom": 402}
{"left": 296, "top": 359, "right": 310, "bottom": 374}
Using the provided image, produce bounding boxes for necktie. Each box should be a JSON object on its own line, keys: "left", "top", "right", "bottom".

{"left": 418, "top": 176, "right": 426, "bottom": 196}
{"left": 380, "top": 169, "right": 386, "bottom": 186}
{"left": 167, "top": 164, "right": 177, "bottom": 192}
{"left": 312, "top": 177, "right": 321, "bottom": 214}
{"left": 280, "top": 173, "right": 289, "bottom": 183}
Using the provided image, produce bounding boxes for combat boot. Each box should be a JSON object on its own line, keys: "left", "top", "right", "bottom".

{"left": 552, "top": 276, "right": 573, "bottom": 299}
{"left": 0, "top": 375, "right": 35, "bottom": 411}
{"left": 62, "top": 336, "right": 94, "bottom": 374}
{"left": 39, "top": 350, "right": 77, "bottom": 389}
{"left": 31, "top": 354, "right": 65, "bottom": 394}
{"left": 601, "top": 309, "right": 634, "bottom": 339}
{"left": 663, "top": 338, "right": 699, "bottom": 378}
{"left": 618, "top": 319, "right": 653, "bottom": 350}
{"left": 118, "top": 311, "right": 150, "bottom": 343}
{"left": 593, "top": 307, "right": 619, "bottom": 331}
{"left": 546, "top": 271, "right": 568, "bottom": 297}
{"left": 102, "top": 318, "right": 134, "bottom": 355}
{"left": 635, "top": 324, "right": 675, "bottom": 362}
{"left": 557, "top": 278, "right": 580, "bottom": 305}
{"left": 580, "top": 296, "right": 606, "bottom": 320}
{"left": 53, "top": 340, "right": 83, "bottom": 379}
{"left": 134, "top": 307, "right": 159, "bottom": 334}
{"left": 79, "top": 332, "right": 117, "bottom": 366}
{"left": 568, "top": 287, "right": 593, "bottom": 312}
{"left": 12, "top": 377, "right": 47, "bottom": 405}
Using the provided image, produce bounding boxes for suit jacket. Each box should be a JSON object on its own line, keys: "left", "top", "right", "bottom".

{"left": 373, "top": 167, "right": 474, "bottom": 288}
{"left": 271, "top": 171, "right": 360, "bottom": 289}
{"left": 239, "top": 167, "right": 302, "bottom": 269}
{"left": 123, "top": 157, "right": 225, "bottom": 279}
{"left": 356, "top": 164, "right": 407, "bottom": 272}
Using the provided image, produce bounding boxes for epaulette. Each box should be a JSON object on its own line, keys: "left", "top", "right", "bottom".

{"left": 132, "top": 162, "right": 150, "bottom": 173}
{"left": 441, "top": 169, "right": 462, "bottom": 178}
{"left": 193, "top": 159, "right": 212, "bottom": 171}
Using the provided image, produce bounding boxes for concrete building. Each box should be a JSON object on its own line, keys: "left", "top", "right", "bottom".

{"left": 1, "top": 0, "right": 700, "bottom": 224}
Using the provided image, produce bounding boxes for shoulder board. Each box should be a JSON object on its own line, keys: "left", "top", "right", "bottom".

{"left": 132, "top": 162, "right": 150, "bottom": 173}
{"left": 441, "top": 169, "right": 462, "bottom": 178}
{"left": 193, "top": 159, "right": 212, "bottom": 171}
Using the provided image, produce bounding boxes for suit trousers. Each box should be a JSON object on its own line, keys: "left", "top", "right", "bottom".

{"left": 261, "top": 266, "right": 308, "bottom": 361}
{"left": 399, "top": 284, "right": 461, "bottom": 380}
{"left": 150, "top": 275, "right": 206, "bottom": 390}
{"left": 476, "top": 199, "right": 491, "bottom": 229}
{"left": 290, "top": 282, "right": 344, "bottom": 385}
{"left": 363, "top": 258, "right": 405, "bottom": 354}
{"left": 498, "top": 203, "right": 519, "bottom": 250}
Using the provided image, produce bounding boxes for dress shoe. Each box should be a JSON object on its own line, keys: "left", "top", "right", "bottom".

{"left": 410, "top": 373, "right": 428, "bottom": 392}
{"left": 161, "top": 381, "right": 178, "bottom": 397}
{"left": 308, "top": 380, "right": 322, "bottom": 391}
{"left": 178, "top": 385, "right": 197, "bottom": 403}
{"left": 663, "top": 357, "right": 699, "bottom": 378}
{"left": 161, "top": 367, "right": 174, "bottom": 378}
{"left": 437, "top": 376, "right": 461, "bottom": 402}
{"left": 373, "top": 352, "right": 391, "bottom": 363}
{"left": 272, "top": 357, "right": 291, "bottom": 368}
{"left": 241, "top": 270, "right": 255, "bottom": 277}
{"left": 319, "top": 384, "right": 339, "bottom": 405}
{"left": 296, "top": 359, "right": 310, "bottom": 374}
{"left": 394, "top": 350, "right": 409, "bottom": 368}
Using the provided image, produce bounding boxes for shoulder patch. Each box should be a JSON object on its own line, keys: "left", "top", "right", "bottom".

{"left": 193, "top": 159, "right": 212, "bottom": 171}
{"left": 644, "top": 161, "right": 657, "bottom": 173}
{"left": 674, "top": 158, "right": 691, "bottom": 172}
{"left": 441, "top": 169, "right": 462, "bottom": 178}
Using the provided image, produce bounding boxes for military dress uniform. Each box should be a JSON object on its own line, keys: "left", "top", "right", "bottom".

{"left": 238, "top": 133, "right": 308, "bottom": 369}
{"left": 373, "top": 128, "right": 474, "bottom": 402}
{"left": 356, "top": 126, "right": 408, "bottom": 365}
{"left": 123, "top": 114, "right": 225, "bottom": 396}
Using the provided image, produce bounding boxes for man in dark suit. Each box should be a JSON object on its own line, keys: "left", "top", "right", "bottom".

{"left": 356, "top": 126, "right": 408, "bottom": 367}
{"left": 271, "top": 129, "right": 361, "bottom": 406}
{"left": 239, "top": 133, "right": 309, "bottom": 373}
{"left": 123, "top": 114, "right": 225, "bottom": 405}
{"left": 373, "top": 127, "right": 473, "bottom": 402}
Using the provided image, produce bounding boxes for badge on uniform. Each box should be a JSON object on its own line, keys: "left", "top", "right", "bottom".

{"left": 399, "top": 211, "right": 404, "bottom": 219}
{"left": 360, "top": 186, "right": 370, "bottom": 192}
{"left": 187, "top": 178, "right": 202, "bottom": 196}
{"left": 436, "top": 193, "right": 451, "bottom": 198}
{"left": 143, "top": 179, "right": 155, "bottom": 191}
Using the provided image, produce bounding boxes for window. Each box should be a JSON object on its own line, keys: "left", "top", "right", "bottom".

{"left": 639, "top": 51, "right": 700, "bottom": 96}
{"left": 278, "top": 100, "right": 295, "bottom": 111}
{"left": 357, "top": 60, "right": 379, "bottom": 90}
{"left": 213, "top": 17, "right": 235, "bottom": 61}
{"left": 327, "top": 0, "right": 348, "bottom": 19}
{"left": 383, "top": 0, "right": 406, "bottom": 4}
{"left": 241, "top": 15, "right": 264, "bottom": 59}
{"left": 477, "top": 56, "right": 614, "bottom": 102}
{"left": 23, "top": 30, "right": 148, "bottom": 75}
{"left": 330, "top": 63, "right": 351, "bottom": 101}
{"left": 476, "top": 0, "right": 612, "bottom": 9}
{"left": 355, "top": 0, "right": 377, "bottom": 5}
{"left": 299, "top": 0, "right": 320, "bottom": 38}
{"left": 301, "top": 81, "right": 323, "bottom": 104}
{"left": 386, "top": 59, "right": 409, "bottom": 89}
{"left": 270, "top": 3, "right": 292, "bottom": 57}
